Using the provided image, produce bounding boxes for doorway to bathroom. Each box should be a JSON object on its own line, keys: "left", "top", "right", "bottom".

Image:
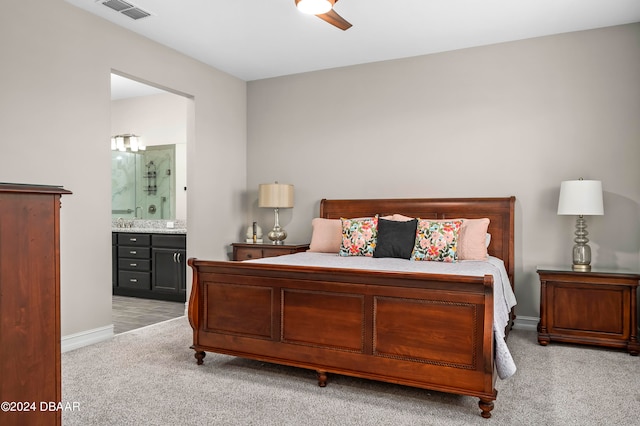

{"left": 110, "top": 72, "right": 188, "bottom": 334}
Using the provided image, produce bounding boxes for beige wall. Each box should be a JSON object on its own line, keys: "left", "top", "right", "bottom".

{"left": 0, "top": 1, "right": 247, "bottom": 337}
{"left": 247, "top": 24, "right": 640, "bottom": 321}
{"left": 1, "top": 0, "right": 637, "bottom": 338}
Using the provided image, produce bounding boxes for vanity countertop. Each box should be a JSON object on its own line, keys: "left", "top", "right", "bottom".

{"left": 111, "top": 219, "right": 186, "bottom": 235}
{"left": 112, "top": 227, "right": 186, "bottom": 235}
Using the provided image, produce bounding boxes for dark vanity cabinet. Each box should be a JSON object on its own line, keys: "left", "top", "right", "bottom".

{"left": 151, "top": 234, "right": 187, "bottom": 300}
{"left": 112, "top": 233, "right": 117, "bottom": 287}
{"left": 117, "top": 233, "right": 152, "bottom": 291}
{"left": 113, "top": 232, "right": 186, "bottom": 302}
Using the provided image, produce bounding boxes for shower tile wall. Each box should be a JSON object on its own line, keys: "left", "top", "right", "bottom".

{"left": 112, "top": 152, "right": 137, "bottom": 218}
{"left": 111, "top": 146, "right": 175, "bottom": 220}
{"left": 139, "top": 147, "right": 173, "bottom": 220}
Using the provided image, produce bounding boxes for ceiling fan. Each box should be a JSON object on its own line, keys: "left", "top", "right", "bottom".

{"left": 295, "top": 0, "right": 352, "bottom": 31}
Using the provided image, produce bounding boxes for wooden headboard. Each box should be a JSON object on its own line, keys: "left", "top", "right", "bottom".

{"left": 320, "top": 197, "right": 516, "bottom": 288}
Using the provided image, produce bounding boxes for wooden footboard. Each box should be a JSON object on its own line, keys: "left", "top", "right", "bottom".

{"left": 188, "top": 259, "right": 498, "bottom": 418}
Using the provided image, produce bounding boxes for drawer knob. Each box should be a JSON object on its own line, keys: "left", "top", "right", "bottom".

{"left": 130, "top": 238, "right": 137, "bottom": 242}
{"left": 130, "top": 263, "right": 137, "bottom": 267}
{"left": 130, "top": 250, "right": 137, "bottom": 255}
{"left": 130, "top": 278, "right": 138, "bottom": 283}
{"left": 246, "top": 253, "right": 253, "bottom": 259}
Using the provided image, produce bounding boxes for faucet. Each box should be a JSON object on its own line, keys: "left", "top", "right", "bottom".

{"left": 117, "top": 217, "right": 125, "bottom": 228}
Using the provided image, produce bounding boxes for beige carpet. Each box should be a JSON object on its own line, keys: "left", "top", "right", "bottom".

{"left": 61, "top": 317, "right": 640, "bottom": 425}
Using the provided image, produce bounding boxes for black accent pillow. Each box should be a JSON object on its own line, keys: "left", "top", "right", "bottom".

{"left": 373, "top": 218, "right": 418, "bottom": 259}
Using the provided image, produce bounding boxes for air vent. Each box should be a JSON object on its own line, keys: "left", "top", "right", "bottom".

{"left": 121, "top": 7, "right": 151, "bottom": 20}
{"left": 98, "top": 0, "right": 152, "bottom": 20}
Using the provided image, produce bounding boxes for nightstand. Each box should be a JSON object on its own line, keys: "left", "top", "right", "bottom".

{"left": 537, "top": 267, "right": 639, "bottom": 355}
{"left": 232, "top": 242, "right": 309, "bottom": 261}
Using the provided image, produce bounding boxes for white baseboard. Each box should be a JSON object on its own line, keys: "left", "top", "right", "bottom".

{"left": 61, "top": 324, "right": 114, "bottom": 353}
{"left": 512, "top": 316, "right": 539, "bottom": 331}
{"left": 513, "top": 316, "right": 640, "bottom": 333}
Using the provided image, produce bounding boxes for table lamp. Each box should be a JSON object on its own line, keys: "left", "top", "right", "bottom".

{"left": 557, "top": 179, "right": 604, "bottom": 272}
{"left": 258, "top": 182, "right": 294, "bottom": 245}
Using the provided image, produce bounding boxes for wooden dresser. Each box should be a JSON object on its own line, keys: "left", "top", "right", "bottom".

{"left": 0, "top": 183, "right": 71, "bottom": 425}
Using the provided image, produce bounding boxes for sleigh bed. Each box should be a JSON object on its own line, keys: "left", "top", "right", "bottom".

{"left": 188, "top": 197, "right": 516, "bottom": 418}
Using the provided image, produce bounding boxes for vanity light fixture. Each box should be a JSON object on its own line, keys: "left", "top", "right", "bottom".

{"left": 557, "top": 178, "right": 604, "bottom": 272}
{"left": 111, "top": 134, "right": 145, "bottom": 152}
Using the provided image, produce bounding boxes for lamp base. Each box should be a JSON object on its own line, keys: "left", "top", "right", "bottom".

{"left": 267, "top": 207, "right": 287, "bottom": 245}
{"left": 571, "top": 215, "right": 592, "bottom": 273}
{"left": 267, "top": 228, "right": 287, "bottom": 245}
{"left": 572, "top": 264, "right": 591, "bottom": 272}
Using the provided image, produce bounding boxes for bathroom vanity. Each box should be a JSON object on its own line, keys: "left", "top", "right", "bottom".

{"left": 112, "top": 224, "right": 186, "bottom": 302}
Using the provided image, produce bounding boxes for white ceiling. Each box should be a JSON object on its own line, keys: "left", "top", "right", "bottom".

{"left": 69, "top": 0, "right": 640, "bottom": 82}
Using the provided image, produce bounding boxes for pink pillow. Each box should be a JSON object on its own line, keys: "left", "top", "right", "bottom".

{"left": 457, "top": 218, "right": 490, "bottom": 260}
{"left": 392, "top": 214, "right": 414, "bottom": 222}
{"left": 308, "top": 218, "right": 342, "bottom": 253}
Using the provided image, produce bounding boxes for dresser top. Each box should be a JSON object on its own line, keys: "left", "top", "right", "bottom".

{"left": 0, "top": 182, "right": 72, "bottom": 195}
{"left": 537, "top": 266, "right": 640, "bottom": 278}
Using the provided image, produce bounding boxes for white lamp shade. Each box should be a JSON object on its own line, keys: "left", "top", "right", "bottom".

{"left": 259, "top": 183, "right": 294, "bottom": 208}
{"left": 296, "top": 0, "right": 333, "bottom": 15}
{"left": 557, "top": 180, "right": 604, "bottom": 216}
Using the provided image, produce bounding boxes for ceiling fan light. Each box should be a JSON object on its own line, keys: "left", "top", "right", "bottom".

{"left": 297, "top": 0, "right": 332, "bottom": 15}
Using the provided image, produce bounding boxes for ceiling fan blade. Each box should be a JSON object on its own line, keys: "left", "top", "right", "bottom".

{"left": 317, "top": 9, "right": 352, "bottom": 30}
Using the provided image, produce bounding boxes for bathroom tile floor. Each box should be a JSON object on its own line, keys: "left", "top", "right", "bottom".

{"left": 112, "top": 295, "right": 185, "bottom": 334}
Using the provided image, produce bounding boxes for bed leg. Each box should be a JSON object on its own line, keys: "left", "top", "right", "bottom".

{"left": 478, "top": 398, "right": 494, "bottom": 418}
{"left": 316, "top": 370, "right": 327, "bottom": 387}
{"left": 194, "top": 350, "right": 206, "bottom": 365}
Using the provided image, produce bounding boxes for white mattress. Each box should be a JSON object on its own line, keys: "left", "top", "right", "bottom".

{"left": 248, "top": 252, "right": 517, "bottom": 379}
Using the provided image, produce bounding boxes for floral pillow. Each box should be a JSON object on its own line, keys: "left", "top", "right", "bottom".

{"left": 411, "top": 220, "right": 462, "bottom": 262}
{"left": 338, "top": 216, "right": 378, "bottom": 257}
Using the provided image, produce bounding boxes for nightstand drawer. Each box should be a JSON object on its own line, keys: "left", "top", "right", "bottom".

{"left": 232, "top": 243, "right": 309, "bottom": 261}
{"left": 235, "top": 247, "right": 264, "bottom": 261}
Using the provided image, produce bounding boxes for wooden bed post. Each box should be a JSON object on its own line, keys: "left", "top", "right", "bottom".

{"left": 187, "top": 258, "right": 206, "bottom": 364}
{"left": 478, "top": 274, "right": 497, "bottom": 418}
{"left": 479, "top": 397, "right": 495, "bottom": 419}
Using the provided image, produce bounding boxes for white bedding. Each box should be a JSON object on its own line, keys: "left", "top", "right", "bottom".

{"left": 248, "top": 252, "right": 517, "bottom": 379}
